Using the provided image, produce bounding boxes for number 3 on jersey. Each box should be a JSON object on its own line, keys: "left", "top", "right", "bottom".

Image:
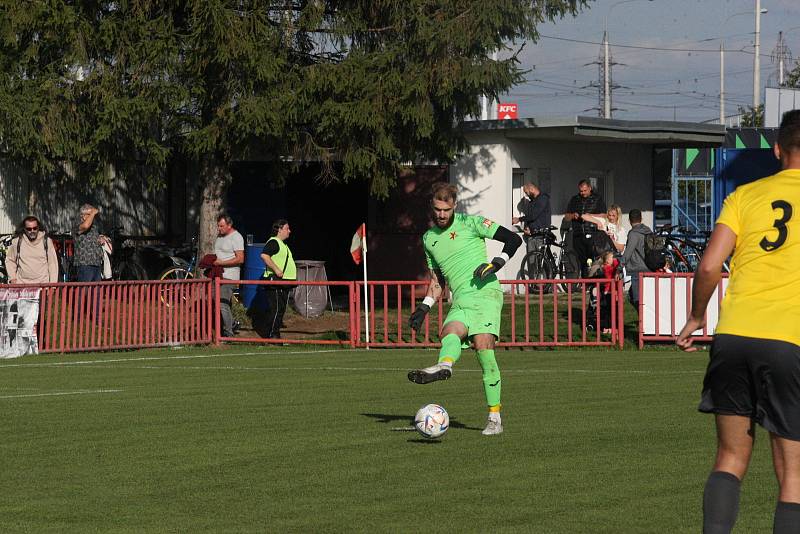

{"left": 760, "top": 200, "right": 793, "bottom": 252}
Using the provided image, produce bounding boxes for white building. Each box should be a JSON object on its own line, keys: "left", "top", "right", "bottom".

{"left": 451, "top": 116, "right": 725, "bottom": 281}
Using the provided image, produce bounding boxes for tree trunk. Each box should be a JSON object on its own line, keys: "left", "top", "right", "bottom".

{"left": 198, "top": 153, "right": 232, "bottom": 258}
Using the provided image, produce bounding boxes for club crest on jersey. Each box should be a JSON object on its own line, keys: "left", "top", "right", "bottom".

{"left": 449, "top": 231, "right": 457, "bottom": 240}
{"left": 482, "top": 218, "right": 493, "bottom": 228}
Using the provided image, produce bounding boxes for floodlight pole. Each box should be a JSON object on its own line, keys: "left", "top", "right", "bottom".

{"left": 753, "top": 0, "right": 763, "bottom": 108}
{"left": 603, "top": 32, "right": 611, "bottom": 119}
{"left": 720, "top": 43, "right": 725, "bottom": 125}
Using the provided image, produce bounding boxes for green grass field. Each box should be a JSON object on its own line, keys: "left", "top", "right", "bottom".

{"left": 0, "top": 345, "right": 779, "bottom": 532}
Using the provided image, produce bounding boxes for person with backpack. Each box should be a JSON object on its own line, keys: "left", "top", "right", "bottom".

{"left": 622, "top": 209, "right": 653, "bottom": 309}
{"left": 7, "top": 216, "right": 58, "bottom": 284}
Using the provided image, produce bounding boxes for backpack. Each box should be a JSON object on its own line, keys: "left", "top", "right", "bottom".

{"left": 643, "top": 233, "right": 667, "bottom": 271}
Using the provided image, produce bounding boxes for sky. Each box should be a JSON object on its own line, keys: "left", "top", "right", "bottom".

{"left": 500, "top": 0, "right": 800, "bottom": 123}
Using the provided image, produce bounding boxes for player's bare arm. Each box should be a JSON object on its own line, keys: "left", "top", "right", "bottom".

{"left": 676, "top": 223, "right": 736, "bottom": 351}
{"left": 410, "top": 269, "right": 443, "bottom": 331}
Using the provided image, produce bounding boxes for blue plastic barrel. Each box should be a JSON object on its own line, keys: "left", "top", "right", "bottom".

{"left": 241, "top": 243, "right": 266, "bottom": 308}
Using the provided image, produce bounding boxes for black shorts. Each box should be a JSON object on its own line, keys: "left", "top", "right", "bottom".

{"left": 699, "top": 334, "right": 800, "bottom": 441}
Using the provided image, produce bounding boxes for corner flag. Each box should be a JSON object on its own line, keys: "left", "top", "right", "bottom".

{"left": 350, "top": 224, "right": 366, "bottom": 264}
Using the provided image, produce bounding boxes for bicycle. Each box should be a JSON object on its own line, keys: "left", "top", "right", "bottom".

{"left": 517, "top": 226, "right": 581, "bottom": 293}
{"left": 158, "top": 237, "right": 198, "bottom": 281}
{"left": 107, "top": 227, "right": 148, "bottom": 281}
{"left": 655, "top": 225, "right": 730, "bottom": 273}
{"left": 157, "top": 237, "right": 198, "bottom": 306}
{"left": 157, "top": 238, "right": 241, "bottom": 333}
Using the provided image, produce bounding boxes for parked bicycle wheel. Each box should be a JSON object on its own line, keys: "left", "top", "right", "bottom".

{"left": 556, "top": 249, "right": 581, "bottom": 293}
{"left": 667, "top": 250, "right": 693, "bottom": 273}
{"left": 159, "top": 267, "right": 194, "bottom": 281}
{"left": 158, "top": 267, "right": 194, "bottom": 306}
{"left": 519, "top": 251, "right": 555, "bottom": 293}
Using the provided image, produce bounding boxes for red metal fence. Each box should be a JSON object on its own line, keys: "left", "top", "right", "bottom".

{"left": 353, "top": 279, "right": 624, "bottom": 349}
{"left": 216, "top": 279, "right": 358, "bottom": 345}
{"left": 35, "top": 279, "right": 213, "bottom": 353}
{"left": 2, "top": 276, "right": 628, "bottom": 354}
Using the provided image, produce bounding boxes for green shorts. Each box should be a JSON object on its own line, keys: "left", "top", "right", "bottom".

{"left": 443, "top": 287, "right": 503, "bottom": 341}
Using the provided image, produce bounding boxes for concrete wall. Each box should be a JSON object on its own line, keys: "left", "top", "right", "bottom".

{"left": 451, "top": 134, "right": 655, "bottom": 283}
{"left": 0, "top": 160, "right": 168, "bottom": 237}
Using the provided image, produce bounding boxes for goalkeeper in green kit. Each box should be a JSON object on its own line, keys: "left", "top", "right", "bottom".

{"left": 408, "top": 183, "right": 522, "bottom": 435}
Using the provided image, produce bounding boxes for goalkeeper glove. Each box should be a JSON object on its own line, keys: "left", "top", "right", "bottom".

{"left": 474, "top": 256, "right": 506, "bottom": 281}
{"left": 409, "top": 303, "right": 431, "bottom": 331}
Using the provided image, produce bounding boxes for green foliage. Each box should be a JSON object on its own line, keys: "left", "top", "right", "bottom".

{"left": 787, "top": 59, "right": 800, "bottom": 88}
{"left": 737, "top": 104, "right": 764, "bottom": 127}
{"left": 0, "top": 0, "right": 588, "bottom": 195}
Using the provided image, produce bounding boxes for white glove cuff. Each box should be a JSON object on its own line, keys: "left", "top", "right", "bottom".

{"left": 422, "top": 296, "right": 436, "bottom": 308}
{"left": 499, "top": 252, "right": 510, "bottom": 263}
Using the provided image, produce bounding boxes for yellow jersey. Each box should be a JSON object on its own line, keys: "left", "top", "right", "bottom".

{"left": 715, "top": 168, "right": 800, "bottom": 345}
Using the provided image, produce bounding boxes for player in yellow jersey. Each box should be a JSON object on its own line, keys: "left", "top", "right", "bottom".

{"left": 677, "top": 109, "right": 800, "bottom": 534}
{"left": 407, "top": 183, "right": 522, "bottom": 435}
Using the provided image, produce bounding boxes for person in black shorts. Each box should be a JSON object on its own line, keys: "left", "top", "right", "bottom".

{"left": 677, "top": 109, "right": 800, "bottom": 533}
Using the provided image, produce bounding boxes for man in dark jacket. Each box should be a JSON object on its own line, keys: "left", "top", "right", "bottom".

{"left": 512, "top": 182, "right": 551, "bottom": 253}
{"left": 622, "top": 208, "right": 652, "bottom": 309}
{"left": 564, "top": 180, "right": 607, "bottom": 276}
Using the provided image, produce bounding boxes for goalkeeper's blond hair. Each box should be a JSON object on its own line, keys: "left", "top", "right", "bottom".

{"left": 431, "top": 182, "right": 458, "bottom": 204}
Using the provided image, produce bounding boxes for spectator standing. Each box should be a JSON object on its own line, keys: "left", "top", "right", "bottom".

{"left": 7, "top": 216, "right": 58, "bottom": 284}
{"left": 604, "top": 205, "right": 627, "bottom": 253}
{"left": 72, "top": 204, "right": 104, "bottom": 282}
{"left": 622, "top": 209, "right": 652, "bottom": 309}
{"left": 260, "top": 219, "right": 296, "bottom": 339}
{"left": 214, "top": 214, "right": 244, "bottom": 338}
{"left": 564, "top": 180, "right": 607, "bottom": 276}
{"left": 512, "top": 182, "right": 551, "bottom": 253}
{"left": 583, "top": 204, "right": 627, "bottom": 253}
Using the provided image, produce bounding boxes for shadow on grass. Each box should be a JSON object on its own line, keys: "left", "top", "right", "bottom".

{"left": 360, "top": 413, "right": 481, "bottom": 431}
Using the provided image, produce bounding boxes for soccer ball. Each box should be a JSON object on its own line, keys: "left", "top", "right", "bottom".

{"left": 414, "top": 403, "right": 449, "bottom": 439}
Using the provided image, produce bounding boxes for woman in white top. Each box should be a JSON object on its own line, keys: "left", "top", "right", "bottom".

{"left": 604, "top": 204, "right": 627, "bottom": 252}
{"left": 582, "top": 204, "right": 627, "bottom": 252}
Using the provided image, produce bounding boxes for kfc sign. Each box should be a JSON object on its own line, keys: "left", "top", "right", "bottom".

{"left": 497, "top": 103, "right": 518, "bottom": 120}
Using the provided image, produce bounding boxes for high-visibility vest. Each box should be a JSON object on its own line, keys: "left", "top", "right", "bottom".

{"left": 262, "top": 237, "right": 296, "bottom": 280}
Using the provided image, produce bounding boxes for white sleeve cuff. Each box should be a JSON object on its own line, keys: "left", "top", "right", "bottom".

{"left": 499, "top": 252, "right": 510, "bottom": 263}
{"left": 422, "top": 296, "right": 436, "bottom": 308}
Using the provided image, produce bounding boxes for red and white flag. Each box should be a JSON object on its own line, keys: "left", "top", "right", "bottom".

{"left": 350, "top": 223, "right": 366, "bottom": 264}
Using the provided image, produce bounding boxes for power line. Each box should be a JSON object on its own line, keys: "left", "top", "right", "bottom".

{"left": 538, "top": 33, "right": 778, "bottom": 58}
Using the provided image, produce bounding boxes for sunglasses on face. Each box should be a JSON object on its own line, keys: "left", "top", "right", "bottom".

{"left": 24, "top": 226, "right": 38, "bottom": 232}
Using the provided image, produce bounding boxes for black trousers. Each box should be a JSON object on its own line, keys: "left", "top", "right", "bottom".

{"left": 265, "top": 287, "right": 291, "bottom": 339}
{"left": 572, "top": 232, "right": 594, "bottom": 277}
{"left": 600, "top": 292, "right": 612, "bottom": 329}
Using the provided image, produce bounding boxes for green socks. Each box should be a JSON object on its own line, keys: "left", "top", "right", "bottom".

{"left": 438, "top": 333, "right": 462, "bottom": 364}
{"left": 477, "top": 349, "right": 501, "bottom": 408}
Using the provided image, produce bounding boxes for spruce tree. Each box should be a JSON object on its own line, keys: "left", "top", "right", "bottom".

{"left": 0, "top": 1, "right": 588, "bottom": 251}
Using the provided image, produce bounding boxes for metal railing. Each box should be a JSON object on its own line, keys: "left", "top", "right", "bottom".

{"left": 354, "top": 279, "right": 625, "bottom": 349}
{"left": 36, "top": 279, "right": 213, "bottom": 352}
{"left": 0, "top": 276, "right": 629, "bottom": 354}
{"left": 637, "top": 272, "right": 728, "bottom": 348}
{"left": 217, "top": 279, "right": 358, "bottom": 346}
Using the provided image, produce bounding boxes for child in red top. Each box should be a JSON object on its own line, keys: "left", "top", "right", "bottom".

{"left": 599, "top": 251, "right": 620, "bottom": 333}
{"left": 599, "top": 251, "right": 620, "bottom": 294}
